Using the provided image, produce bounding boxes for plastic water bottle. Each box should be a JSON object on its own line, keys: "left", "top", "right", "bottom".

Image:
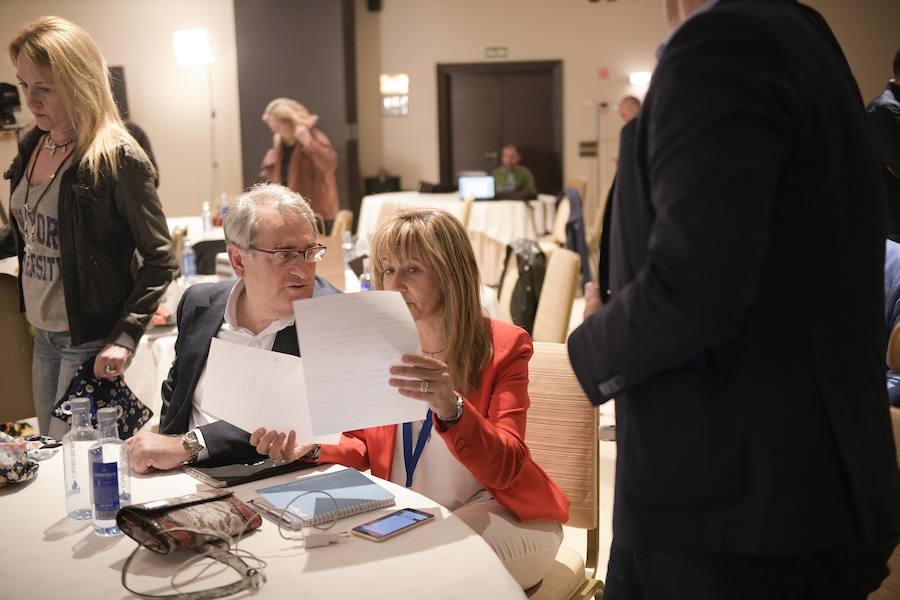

{"left": 341, "top": 231, "right": 354, "bottom": 264}
{"left": 201, "top": 201, "right": 213, "bottom": 232}
{"left": 219, "top": 193, "right": 231, "bottom": 220}
{"left": 182, "top": 243, "right": 196, "bottom": 279}
{"left": 63, "top": 398, "right": 98, "bottom": 520}
{"left": 359, "top": 257, "right": 373, "bottom": 291}
{"left": 89, "top": 407, "right": 131, "bottom": 536}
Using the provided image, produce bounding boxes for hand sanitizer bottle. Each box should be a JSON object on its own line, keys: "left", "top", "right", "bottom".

{"left": 63, "top": 398, "right": 98, "bottom": 520}
{"left": 89, "top": 407, "right": 131, "bottom": 536}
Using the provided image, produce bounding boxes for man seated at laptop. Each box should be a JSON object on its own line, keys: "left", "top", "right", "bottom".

{"left": 127, "top": 183, "right": 339, "bottom": 473}
{"left": 491, "top": 143, "right": 536, "bottom": 195}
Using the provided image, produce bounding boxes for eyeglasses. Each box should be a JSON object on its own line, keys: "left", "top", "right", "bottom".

{"left": 249, "top": 244, "right": 327, "bottom": 266}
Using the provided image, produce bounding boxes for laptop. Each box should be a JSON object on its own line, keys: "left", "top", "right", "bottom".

{"left": 458, "top": 175, "right": 495, "bottom": 200}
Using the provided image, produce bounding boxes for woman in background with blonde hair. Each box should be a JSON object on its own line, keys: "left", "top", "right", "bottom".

{"left": 260, "top": 98, "right": 339, "bottom": 234}
{"left": 252, "top": 208, "right": 569, "bottom": 589}
{"left": 2, "top": 16, "right": 176, "bottom": 435}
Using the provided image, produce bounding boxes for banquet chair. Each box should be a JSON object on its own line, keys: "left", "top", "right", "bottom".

{"left": 318, "top": 227, "right": 350, "bottom": 291}
{"left": 331, "top": 209, "right": 354, "bottom": 239}
{"left": 524, "top": 342, "right": 603, "bottom": 600}
{"left": 192, "top": 239, "right": 227, "bottom": 275}
{"left": 461, "top": 193, "right": 475, "bottom": 228}
{"left": 539, "top": 197, "right": 571, "bottom": 257}
{"left": 0, "top": 273, "right": 35, "bottom": 423}
{"left": 496, "top": 250, "right": 520, "bottom": 323}
{"left": 532, "top": 248, "right": 580, "bottom": 343}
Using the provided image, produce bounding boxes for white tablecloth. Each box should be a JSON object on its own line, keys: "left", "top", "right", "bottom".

{"left": 0, "top": 458, "right": 526, "bottom": 599}
{"left": 357, "top": 192, "right": 556, "bottom": 285}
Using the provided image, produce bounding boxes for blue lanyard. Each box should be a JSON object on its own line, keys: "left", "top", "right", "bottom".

{"left": 402, "top": 410, "right": 432, "bottom": 488}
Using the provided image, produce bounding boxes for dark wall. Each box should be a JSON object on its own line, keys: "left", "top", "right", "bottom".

{"left": 234, "top": 0, "right": 358, "bottom": 211}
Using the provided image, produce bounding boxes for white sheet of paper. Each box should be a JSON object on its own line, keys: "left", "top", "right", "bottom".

{"left": 293, "top": 291, "right": 426, "bottom": 434}
{"left": 201, "top": 338, "right": 339, "bottom": 445}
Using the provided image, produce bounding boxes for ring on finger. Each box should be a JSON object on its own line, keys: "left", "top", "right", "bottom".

{"left": 105, "top": 364, "right": 117, "bottom": 374}
{"left": 419, "top": 380, "right": 430, "bottom": 394}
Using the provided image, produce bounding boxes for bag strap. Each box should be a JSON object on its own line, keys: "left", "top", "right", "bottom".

{"left": 121, "top": 542, "right": 265, "bottom": 600}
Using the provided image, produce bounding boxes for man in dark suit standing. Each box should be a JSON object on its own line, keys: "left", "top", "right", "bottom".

{"left": 867, "top": 50, "right": 900, "bottom": 242}
{"left": 127, "top": 184, "right": 338, "bottom": 471}
{"left": 568, "top": 1, "right": 900, "bottom": 597}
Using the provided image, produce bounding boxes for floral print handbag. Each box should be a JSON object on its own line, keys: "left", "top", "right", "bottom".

{"left": 51, "top": 355, "right": 153, "bottom": 439}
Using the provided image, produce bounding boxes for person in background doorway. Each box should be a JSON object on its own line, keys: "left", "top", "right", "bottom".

{"left": 260, "top": 98, "right": 339, "bottom": 235}
{"left": 491, "top": 143, "right": 536, "bottom": 195}
{"left": 866, "top": 49, "right": 900, "bottom": 241}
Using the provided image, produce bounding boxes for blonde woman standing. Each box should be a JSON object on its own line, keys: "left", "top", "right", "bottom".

{"left": 3, "top": 16, "right": 176, "bottom": 435}
{"left": 259, "top": 98, "right": 339, "bottom": 234}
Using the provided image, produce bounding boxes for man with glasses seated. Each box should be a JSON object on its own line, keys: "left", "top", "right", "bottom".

{"left": 127, "top": 183, "right": 339, "bottom": 472}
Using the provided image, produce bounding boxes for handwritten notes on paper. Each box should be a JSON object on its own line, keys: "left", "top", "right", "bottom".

{"left": 293, "top": 291, "right": 425, "bottom": 433}
{"left": 201, "top": 339, "right": 339, "bottom": 445}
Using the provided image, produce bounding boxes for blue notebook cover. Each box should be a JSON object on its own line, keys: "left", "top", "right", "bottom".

{"left": 253, "top": 468, "right": 395, "bottom": 527}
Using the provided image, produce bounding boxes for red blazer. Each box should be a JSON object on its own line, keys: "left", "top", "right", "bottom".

{"left": 319, "top": 319, "right": 570, "bottom": 522}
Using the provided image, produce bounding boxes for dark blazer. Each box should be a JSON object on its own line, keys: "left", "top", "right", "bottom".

{"left": 160, "top": 277, "right": 340, "bottom": 465}
{"left": 867, "top": 81, "right": 900, "bottom": 241}
{"left": 568, "top": 0, "right": 900, "bottom": 555}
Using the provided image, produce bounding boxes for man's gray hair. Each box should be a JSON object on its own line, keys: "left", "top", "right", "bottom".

{"left": 224, "top": 183, "right": 318, "bottom": 249}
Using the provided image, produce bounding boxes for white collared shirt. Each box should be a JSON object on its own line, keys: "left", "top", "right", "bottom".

{"left": 189, "top": 279, "right": 295, "bottom": 460}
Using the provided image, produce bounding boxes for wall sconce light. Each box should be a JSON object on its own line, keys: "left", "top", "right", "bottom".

{"left": 628, "top": 71, "right": 652, "bottom": 87}
{"left": 380, "top": 73, "right": 409, "bottom": 116}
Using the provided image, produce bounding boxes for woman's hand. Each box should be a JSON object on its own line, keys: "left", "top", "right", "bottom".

{"left": 93, "top": 343, "right": 132, "bottom": 380}
{"left": 250, "top": 427, "right": 316, "bottom": 463}
{"left": 390, "top": 354, "right": 457, "bottom": 419}
{"left": 294, "top": 125, "right": 313, "bottom": 147}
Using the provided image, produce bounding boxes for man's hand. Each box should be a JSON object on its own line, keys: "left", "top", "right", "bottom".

{"left": 127, "top": 431, "right": 191, "bottom": 474}
{"left": 584, "top": 281, "right": 602, "bottom": 319}
{"left": 250, "top": 428, "right": 315, "bottom": 463}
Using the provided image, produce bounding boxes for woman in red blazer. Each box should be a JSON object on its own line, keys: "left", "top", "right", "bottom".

{"left": 253, "top": 208, "right": 569, "bottom": 588}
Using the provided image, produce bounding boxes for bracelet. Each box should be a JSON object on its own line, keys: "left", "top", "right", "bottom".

{"left": 437, "top": 396, "right": 464, "bottom": 425}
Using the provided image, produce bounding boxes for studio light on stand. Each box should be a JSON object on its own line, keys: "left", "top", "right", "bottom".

{"left": 173, "top": 28, "right": 218, "bottom": 204}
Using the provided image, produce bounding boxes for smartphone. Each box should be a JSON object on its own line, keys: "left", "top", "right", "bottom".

{"left": 351, "top": 508, "right": 434, "bottom": 542}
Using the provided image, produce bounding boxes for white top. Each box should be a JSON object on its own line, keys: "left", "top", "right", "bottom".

{"left": 190, "top": 279, "right": 295, "bottom": 460}
{"left": 389, "top": 417, "right": 483, "bottom": 511}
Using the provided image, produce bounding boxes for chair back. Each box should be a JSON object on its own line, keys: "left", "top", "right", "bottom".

{"left": 532, "top": 248, "right": 580, "bottom": 343}
{"left": 460, "top": 193, "right": 475, "bottom": 228}
{"left": 318, "top": 231, "right": 348, "bottom": 291}
{"left": 550, "top": 197, "right": 571, "bottom": 246}
{"left": 496, "top": 251, "right": 520, "bottom": 323}
{"left": 526, "top": 342, "right": 599, "bottom": 530}
{"left": 331, "top": 209, "right": 354, "bottom": 239}
{"left": 524, "top": 343, "right": 603, "bottom": 600}
{"left": 0, "top": 273, "right": 35, "bottom": 422}
{"left": 192, "top": 239, "right": 227, "bottom": 275}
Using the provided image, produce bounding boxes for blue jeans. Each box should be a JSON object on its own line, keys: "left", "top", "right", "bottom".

{"left": 32, "top": 329, "right": 104, "bottom": 436}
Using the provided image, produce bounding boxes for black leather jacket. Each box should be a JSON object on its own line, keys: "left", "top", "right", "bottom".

{"left": 3, "top": 128, "right": 177, "bottom": 346}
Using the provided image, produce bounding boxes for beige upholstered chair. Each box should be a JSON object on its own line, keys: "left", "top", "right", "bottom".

{"left": 539, "top": 197, "right": 570, "bottom": 257}
{"left": 0, "top": 273, "right": 35, "bottom": 423}
{"left": 331, "top": 209, "right": 354, "bottom": 239}
{"left": 532, "top": 248, "right": 580, "bottom": 343}
{"left": 496, "top": 251, "right": 520, "bottom": 324}
{"left": 460, "top": 193, "right": 475, "bottom": 228}
{"left": 524, "top": 342, "right": 603, "bottom": 600}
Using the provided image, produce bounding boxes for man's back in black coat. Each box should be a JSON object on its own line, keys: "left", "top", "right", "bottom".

{"left": 568, "top": 0, "right": 900, "bottom": 556}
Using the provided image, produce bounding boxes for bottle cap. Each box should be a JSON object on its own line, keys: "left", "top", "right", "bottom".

{"left": 97, "top": 407, "right": 117, "bottom": 423}
{"left": 69, "top": 398, "right": 90, "bottom": 412}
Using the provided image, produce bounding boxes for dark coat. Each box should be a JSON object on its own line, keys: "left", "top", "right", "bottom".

{"left": 568, "top": 0, "right": 900, "bottom": 555}
{"left": 867, "top": 81, "right": 900, "bottom": 241}
{"left": 3, "top": 127, "right": 175, "bottom": 345}
{"left": 160, "top": 277, "right": 339, "bottom": 465}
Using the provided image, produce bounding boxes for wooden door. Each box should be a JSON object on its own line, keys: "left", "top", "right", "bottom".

{"left": 438, "top": 61, "right": 562, "bottom": 193}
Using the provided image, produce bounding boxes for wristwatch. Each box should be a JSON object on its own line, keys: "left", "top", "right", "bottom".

{"left": 181, "top": 430, "right": 204, "bottom": 464}
{"left": 302, "top": 444, "right": 321, "bottom": 462}
{"left": 438, "top": 395, "right": 465, "bottom": 426}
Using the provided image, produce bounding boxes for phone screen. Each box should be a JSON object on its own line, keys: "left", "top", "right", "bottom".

{"left": 353, "top": 508, "right": 433, "bottom": 538}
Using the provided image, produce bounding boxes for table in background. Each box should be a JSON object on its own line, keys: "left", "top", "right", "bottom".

{"left": 0, "top": 456, "right": 526, "bottom": 599}
{"left": 357, "top": 192, "right": 555, "bottom": 285}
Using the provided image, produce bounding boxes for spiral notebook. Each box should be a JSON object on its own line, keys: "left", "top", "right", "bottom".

{"left": 251, "top": 468, "right": 395, "bottom": 528}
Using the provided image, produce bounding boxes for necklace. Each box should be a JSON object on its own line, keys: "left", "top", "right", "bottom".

{"left": 423, "top": 348, "right": 446, "bottom": 357}
{"left": 44, "top": 134, "right": 74, "bottom": 156}
{"left": 22, "top": 136, "right": 70, "bottom": 253}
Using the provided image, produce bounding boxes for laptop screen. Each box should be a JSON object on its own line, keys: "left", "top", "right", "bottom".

{"left": 458, "top": 176, "right": 495, "bottom": 200}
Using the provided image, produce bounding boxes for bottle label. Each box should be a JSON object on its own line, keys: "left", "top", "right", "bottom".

{"left": 91, "top": 460, "right": 120, "bottom": 516}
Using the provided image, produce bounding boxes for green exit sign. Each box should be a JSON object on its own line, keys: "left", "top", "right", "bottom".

{"left": 484, "top": 46, "right": 509, "bottom": 59}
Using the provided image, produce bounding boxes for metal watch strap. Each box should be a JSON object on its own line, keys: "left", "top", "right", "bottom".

{"left": 303, "top": 444, "right": 321, "bottom": 461}
{"left": 182, "top": 431, "right": 203, "bottom": 464}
